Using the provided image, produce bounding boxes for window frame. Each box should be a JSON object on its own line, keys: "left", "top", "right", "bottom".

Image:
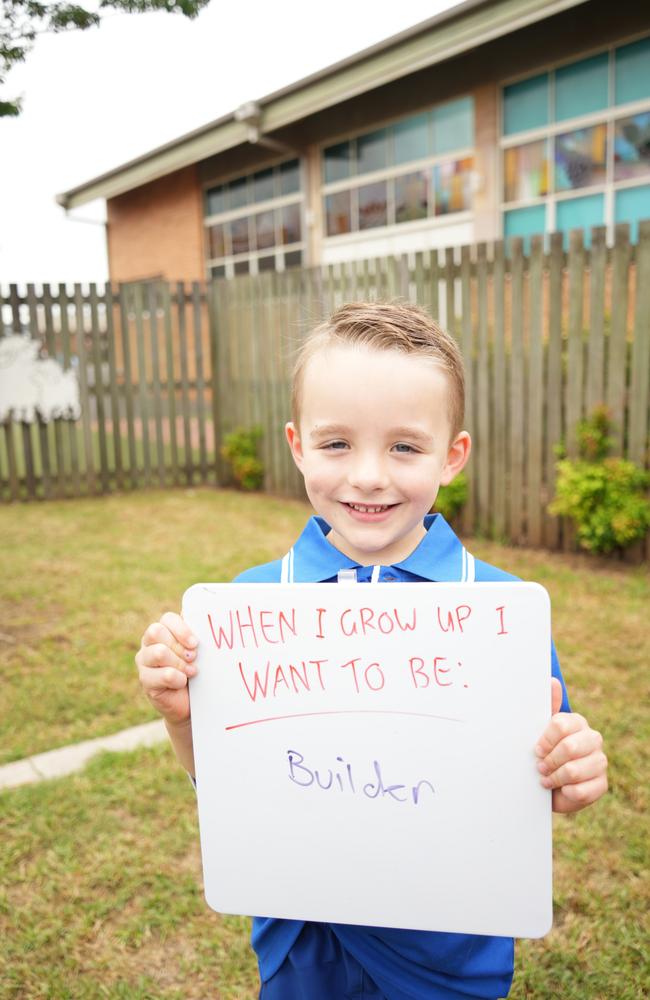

{"left": 202, "top": 157, "right": 307, "bottom": 279}
{"left": 499, "top": 31, "right": 650, "bottom": 242}
{"left": 319, "top": 97, "right": 476, "bottom": 243}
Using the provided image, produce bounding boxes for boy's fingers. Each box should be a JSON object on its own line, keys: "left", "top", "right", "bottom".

{"left": 552, "top": 773, "right": 609, "bottom": 813}
{"left": 135, "top": 642, "right": 196, "bottom": 677}
{"left": 539, "top": 748, "right": 608, "bottom": 790}
{"left": 536, "top": 725, "right": 603, "bottom": 775}
{"left": 141, "top": 620, "right": 198, "bottom": 664}
{"left": 550, "top": 677, "right": 563, "bottom": 715}
{"left": 535, "top": 711, "right": 588, "bottom": 758}
{"left": 160, "top": 611, "right": 198, "bottom": 650}
{"left": 138, "top": 663, "right": 189, "bottom": 692}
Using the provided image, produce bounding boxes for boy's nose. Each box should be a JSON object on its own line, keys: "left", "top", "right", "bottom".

{"left": 347, "top": 454, "right": 390, "bottom": 491}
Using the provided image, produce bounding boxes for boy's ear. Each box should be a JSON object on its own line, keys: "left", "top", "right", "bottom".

{"left": 285, "top": 422, "right": 304, "bottom": 469}
{"left": 440, "top": 431, "right": 471, "bottom": 486}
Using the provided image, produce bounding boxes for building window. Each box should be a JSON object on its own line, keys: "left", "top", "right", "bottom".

{"left": 321, "top": 96, "right": 474, "bottom": 239}
{"left": 204, "top": 158, "right": 305, "bottom": 277}
{"left": 501, "top": 34, "right": 650, "bottom": 246}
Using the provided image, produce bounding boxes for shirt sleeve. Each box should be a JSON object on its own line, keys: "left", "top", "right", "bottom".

{"left": 551, "top": 639, "right": 571, "bottom": 712}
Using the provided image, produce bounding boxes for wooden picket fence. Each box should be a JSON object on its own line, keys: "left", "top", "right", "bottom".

{"left": 2, "top": 221, "right": 649, "bottom": 557}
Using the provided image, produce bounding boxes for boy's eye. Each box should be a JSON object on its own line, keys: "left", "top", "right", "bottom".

{"left": 323, "top": 440, "right": 348, "bottom": 450}
{"left": 392, "top": 442, "right": 417, "bottom": 454}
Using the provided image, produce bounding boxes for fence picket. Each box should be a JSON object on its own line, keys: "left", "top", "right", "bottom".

{"left": 26, "top": 284, "right": 52, "bottom": 500}
{"left": 104, "top": 284, "right": 124, "bottom": 491}
{"left": 586, "top": 226, "right": 607, "bottom": 413}
{"left": 492, "top": 240, "right": 506, "bottom": 539}
{"left": 509, "top": 239, "right": 525, "bottom": 544}
{"left": 545, "top": 232, "right": 564, "bottom": 548}
{"left": 607, "top": 225, "right": 631, "bottom": 456}
{"left": 118, "top": 284, "right": 138, "bottom": 488}
{"left": 527, "top": 235, "right": 544, "bottom": 547}
{"left": 148, "top": 283, "right": 166, "bottom": 487}
{"left": 58, "top": 284, "right": 80, "bottom": 496}
{"left": 476, "top": 243, "right": 490, "bottom": 533}
{"left": 74, "top": 283, "right": 95, "bottom": 495}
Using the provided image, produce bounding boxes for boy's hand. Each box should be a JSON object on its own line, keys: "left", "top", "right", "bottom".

{"left": 135, "top": 612, "right": 198, "bottom": 726}
{"left": 535, "top": 678, "right": 608, "bottom": 813}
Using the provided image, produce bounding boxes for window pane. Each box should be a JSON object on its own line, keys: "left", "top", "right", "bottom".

{"left": 253, "top": 168, "right": 274, "bottom": 203}
{"left": 615, "top": 184, "right": 650, "bottom": 242}
{"left": 432, "top": 97, "right": 474, "bottom": 154}
{"left": 394, "top": 113, "right": 430, "bottom": 164}
{"left": 257, "top": 255, "right": 276, "bottom": 272}
{"left": 614, "top": 112, "right": 650, "bottom": 181}
{"left": 210, "top": 265, "right": 226, "bottom": 279}
{"left": 358, "top": 181, "right": 387, "bottom": 229}
{"left": 395, "top": 171, "right": 428, "bottom": 223}
{"left": 555, "top": 53, "right": 609, "bottom": 122}
{"left": 234, "top": 260, "right": 249, "bottom": 275}
{"left": 433, "top": 157, "right": 473, "bottom": 215}
{"left": 357, "top": 129, "right": 388, "bottom": 174}
{"left": 555, "top": 125, "right": 607, "bottom": 191}
{"left": 556, "top": 193, "right": 604, "bottom": 247}
{"left": 279, "top": 159, "right": 301, "bottom": 194}
{"left": 284, "top": 250, "right": 302, "bottom": 269}
{"left": 324, "top": 141, "right": 352, "bottom": 183}
{"left": 504, "top": 140, "right": 550, "bottom": 201}
{"left": 325, "top": 190, "right": 352, "bottom": 235}
{"left": 280, "top": 203, "right": 301, "bottom": 244}
{"left": 228, "top": 177, "right": 249, "bottom": 209}
{"left": 503, "top": 74, "right": 549, "bottom": 136}
{"left": 504, "top": 204, "right": 546, "bottom": 252}
{"left": 254, "top": 210, "right": 275, "bottom": 250}
{"left": 615, "top": 36, "right": 650, "bottom": 106}
{"left": 205, "top": 185, "right": 225, "bottom": 216}
{"left": 208, "top": 223, "right": 226, "bottom": 259}
{"left": 230, "top": 216, "right": 250, "bottom": 254}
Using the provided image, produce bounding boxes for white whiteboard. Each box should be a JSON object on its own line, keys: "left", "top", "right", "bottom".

{"left": 183, "top": 582, "right": 553, "bottom": 938}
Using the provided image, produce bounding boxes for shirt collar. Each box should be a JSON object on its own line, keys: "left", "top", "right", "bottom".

{"left": 290, "top": 513, "right": 465, "bottom": 583}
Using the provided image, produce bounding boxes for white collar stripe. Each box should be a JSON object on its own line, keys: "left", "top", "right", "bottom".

{"left": 371, "top": 565, "right": 381, "bottom": 584}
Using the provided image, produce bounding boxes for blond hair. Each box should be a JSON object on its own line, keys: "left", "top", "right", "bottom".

{"left": 291, "top": 301, "right": 465, "bottom": 439}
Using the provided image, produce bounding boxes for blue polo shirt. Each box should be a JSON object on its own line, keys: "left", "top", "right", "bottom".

{"left": 234, "top": 513, "right": 569, "bottom": 1000}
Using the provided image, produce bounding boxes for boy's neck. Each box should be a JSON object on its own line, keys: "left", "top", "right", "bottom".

{"left": 324, "top": 521, "right": 428, "bottom": 568}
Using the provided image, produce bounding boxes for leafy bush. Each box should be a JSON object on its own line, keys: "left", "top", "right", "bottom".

{"left": 221, "top": 426, "right": 264, "bottom": 491}
{"left": 549, "top": 409, "right": 650, "bottom": 554}
{"left": 434, "top": 473, "right": 468, "bottom": 522}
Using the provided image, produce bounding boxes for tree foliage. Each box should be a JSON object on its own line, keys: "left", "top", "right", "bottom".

{"left": 1, "top": 0, "right": 210, "bottom": 116}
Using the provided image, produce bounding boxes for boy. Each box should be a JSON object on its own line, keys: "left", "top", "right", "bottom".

{"left": 136, "top": 302, "right": 608, "bottom": 1000}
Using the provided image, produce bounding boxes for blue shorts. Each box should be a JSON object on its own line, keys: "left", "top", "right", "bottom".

{"left": 259, "top": 922, "right": 386, "bottom": 1000}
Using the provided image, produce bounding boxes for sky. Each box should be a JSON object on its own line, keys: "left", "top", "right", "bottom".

{"left": 0, "top": 0, "right": 460, "bottom": 283}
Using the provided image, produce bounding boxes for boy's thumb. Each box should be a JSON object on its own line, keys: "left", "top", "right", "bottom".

{"left": 550, "top": 677, "right": 563, "bottom": 716}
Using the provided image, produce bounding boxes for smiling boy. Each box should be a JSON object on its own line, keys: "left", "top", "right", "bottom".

{"left": 136, "top": 301, "right": 608, "bottom": 1000}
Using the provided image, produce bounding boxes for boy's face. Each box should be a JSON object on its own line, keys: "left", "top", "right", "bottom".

{"left": 286, "top": 343, "right": 470, "bottom": 566}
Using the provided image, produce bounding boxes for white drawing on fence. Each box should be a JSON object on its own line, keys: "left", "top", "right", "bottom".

{"left": 0, "top": 335, "right": 81, "bottom": 423}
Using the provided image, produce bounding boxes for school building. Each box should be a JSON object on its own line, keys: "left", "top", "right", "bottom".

{"left": 57, "top": 0, "right": 650, "bottom": 284}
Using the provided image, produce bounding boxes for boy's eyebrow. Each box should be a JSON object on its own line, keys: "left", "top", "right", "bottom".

{"left": 309, "top": 424, "right": 350, "bottom": 439}
{"left": 309, "top": 424, "right": 435, "bottom": 444}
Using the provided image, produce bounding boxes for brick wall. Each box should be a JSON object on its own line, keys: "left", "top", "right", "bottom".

{"left": 106, "top": 165, "right": 205, "bottom": 284}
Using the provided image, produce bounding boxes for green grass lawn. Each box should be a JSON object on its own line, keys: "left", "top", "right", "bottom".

{"left": 1, "top": 488, "right": 648, "bottom": 998}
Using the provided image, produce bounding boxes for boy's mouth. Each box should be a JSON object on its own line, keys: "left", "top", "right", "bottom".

{"left": 343, "top": 502, "right": 397, "bottom": 515}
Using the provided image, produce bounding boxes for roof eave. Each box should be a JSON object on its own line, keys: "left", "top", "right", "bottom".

{"left": 58, "top": 0, "right": 589, "bottom": 210}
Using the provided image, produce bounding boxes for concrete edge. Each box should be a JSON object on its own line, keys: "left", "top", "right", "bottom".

{"left": 0, "top": 719, "right": 168, "bottom": 791}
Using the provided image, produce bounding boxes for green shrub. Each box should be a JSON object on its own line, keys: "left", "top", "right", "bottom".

{"left": 549, "top": 409, "right": 650, "bottom": 554}
{"left": 221, "top": 426, "right": 264, "bottom": 491}
{"left": 434, "top": 472, "right": 468, "bottom": 522}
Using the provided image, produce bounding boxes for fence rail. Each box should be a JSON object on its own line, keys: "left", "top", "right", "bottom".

{"left": 2, "top": 222, "right": 649, "bottom": 558}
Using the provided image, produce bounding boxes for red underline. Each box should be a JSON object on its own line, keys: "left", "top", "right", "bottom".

{"left": 225, "top": 709, "right": 465, "bottom": 731}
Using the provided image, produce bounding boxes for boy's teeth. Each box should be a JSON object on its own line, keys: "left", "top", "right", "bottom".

{"left": 349, "top": 503, "right": 388, "bottom": 513}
